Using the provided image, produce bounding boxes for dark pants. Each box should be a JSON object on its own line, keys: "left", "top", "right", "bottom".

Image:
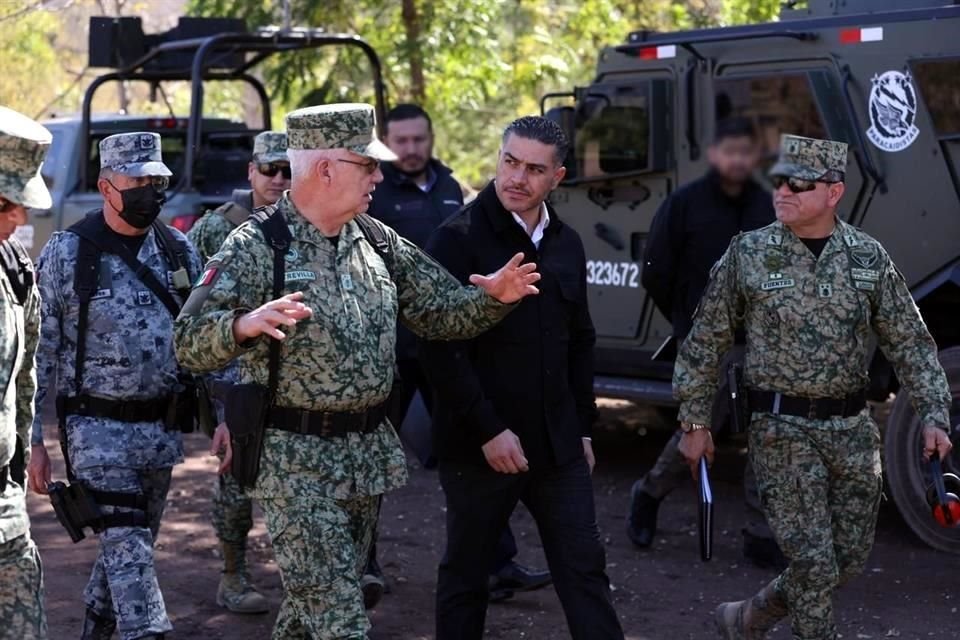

{"left": 437, "top": 458, "right": 624, "bottom": 640}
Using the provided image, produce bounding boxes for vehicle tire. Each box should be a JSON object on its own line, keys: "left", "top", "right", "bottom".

{"left": 885, "top": 346, "right": 960, "bottom": 554}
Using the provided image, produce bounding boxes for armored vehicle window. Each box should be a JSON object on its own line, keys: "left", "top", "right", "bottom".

{"left": 40, "top": 125, "right": 67, "bottom": 191}
{"left": 714, "top": 74, "right": 827, "bottom": 170}
{"left": 571, "top": 79, "right": 671, "bottom": 181}
{"left": 912, "top": 59, "right": 960, "bottom": 136}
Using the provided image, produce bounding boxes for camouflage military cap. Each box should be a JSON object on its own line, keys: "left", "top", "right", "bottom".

{"left": 769, "top": 134, "right": 848, "bottom": 181}
{"left": 252, "top": 131, "right": 288, "bottom": 164}
{"left": 99, "top": 131, "right": 172, "bottom": 177}
{"left": 285, "top": 103, "right": 398, "bottom": 161}
{"left": 0, "top": 106, "right": 52, "bottom": 209}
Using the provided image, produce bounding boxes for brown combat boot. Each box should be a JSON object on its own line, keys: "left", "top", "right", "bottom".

{"left": 216, "top": 541, "right": 269, "bottom": 614}
{"left": 715, "top": 580, "right": 788, "bottom": 639}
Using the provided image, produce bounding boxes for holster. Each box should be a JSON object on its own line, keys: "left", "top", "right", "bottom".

{"left": 225, "top": 383, "right": 270, "bottom": 490}
{"left": 726, "top": 362, "right": 749, "bottom": 434}
{"left": 194, "top": 377, "right": 217, "bottom": 437}
{"left": 47, "top": 481, "right": 103, "bottom": 543}
{"left": 9, "top": 436, "right": 25, "bottom": 487}
{"left": 166, "top": 375, "right": 216, "bottom": 434}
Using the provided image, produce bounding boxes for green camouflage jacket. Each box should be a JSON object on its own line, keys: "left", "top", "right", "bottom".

{"left": 175, "top": 194, "right": 511, "bottom": 499}
{"left": 674, "top": 219, "right": 950, "bottom": 429}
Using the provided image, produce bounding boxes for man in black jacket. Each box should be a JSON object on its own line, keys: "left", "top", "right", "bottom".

{"left": 366, "top": 104, "right": 550, "bottom": 607}
{"left": 422, "top": 116, "right": 624, "bottom": 640}
{"left": 628, "top": 118, "right": 782, "bottom": 568}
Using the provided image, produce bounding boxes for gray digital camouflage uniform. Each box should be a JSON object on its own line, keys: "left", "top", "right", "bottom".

{"left": 175, "top": 104, "right": 514, "bottom": 635}
{"left": 32, "top": 132, "right": 201, "bottom": 640}
{"left": 675, "top": 135, "right": 951, "bottom": 639}
{"left": 0, "top": 105, "right": 50, "bottom": 640}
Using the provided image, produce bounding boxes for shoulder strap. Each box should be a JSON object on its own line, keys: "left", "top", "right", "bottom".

{"left": 219, "top": 202, "right": 252, "bottom": 228}
{"left": 150, "top": 220, "right": 192, "bottom": 298}
{"left": 354, "top": 213, "right": 394, "bottom": 276}
{"left": 251, "top": 204, "right": 291, "bottom": 403}
{"left": 66, "top": 212, "right": 109, "bottom": 394}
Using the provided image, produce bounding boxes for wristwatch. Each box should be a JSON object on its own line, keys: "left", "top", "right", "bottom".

{"left": 680, "top": 422, "right": 709, "bottom": 434}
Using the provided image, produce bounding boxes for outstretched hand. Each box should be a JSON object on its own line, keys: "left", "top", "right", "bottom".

{"left": 469, "top": 253, "right": 540, "bottom": 304}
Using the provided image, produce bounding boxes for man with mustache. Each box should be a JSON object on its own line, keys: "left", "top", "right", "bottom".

{"left": 674, "top": 134, "right": 952, "bottom": 639}
{"left": 0, "top": 105, "right": 52, "bottom": 640}
{"left": 422, "top": 116, "right": 624, "bottom": 639}
{"left": 366, "top": 104, "right": 550, "bottom": 607}
{"left": 28, "top": 132, "right": 202, "bottom": 639}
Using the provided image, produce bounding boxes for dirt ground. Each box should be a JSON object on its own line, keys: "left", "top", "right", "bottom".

{"left": 28, "top": 399, "right": 960, "bottom": 639}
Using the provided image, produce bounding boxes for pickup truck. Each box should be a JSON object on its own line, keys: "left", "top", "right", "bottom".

{"left": 17, "top": 114, "right": 256, "bottom": 258}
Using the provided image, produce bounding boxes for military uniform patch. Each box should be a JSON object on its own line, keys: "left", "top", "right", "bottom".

{"left": 136, "top": 290, "right": 153, "bottom": 306}
{"left": 285, "top": 270, "right": 317, "bottom": 283}
{"left": 818, "top": 283, "right": 833, "bottom": 298}
{"left": 767, "top": 234, "right": 783, "bottom": 246}
{"left": 181, "top": 261, "right": 222, "bottom": 316}
{"left": 854, "top": 280, "right": 876, "bottom": 291}
{"left": 850, "top": 268, "right": 879, "bottom": 282}
{"left": 285, "top": 248, "right": 299, "bottom": 262}
{"left": 850, "top": 245, "right": 879, "bottom": 268}
{"left": 761, "top": 278, "right": 795, "bottom": 291}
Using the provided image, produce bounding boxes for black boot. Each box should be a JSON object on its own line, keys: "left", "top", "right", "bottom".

{"left": 361, "top": 551, "right": 386, "bottom": 610}
{"left": 742, "top": 530, "right": 788, "bottom": 571}
{"left": 626, "top": 481, "right": 661, "bottom": 548}
{"left": 80, "top": 607, "right": 116, "bottom": 640}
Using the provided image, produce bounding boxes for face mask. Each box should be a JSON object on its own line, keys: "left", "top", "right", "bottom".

{"left": 110, "top": 181, "right": 166, "bottom": 229}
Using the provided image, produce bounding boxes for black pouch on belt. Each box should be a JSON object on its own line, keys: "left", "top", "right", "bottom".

{"left": 225, "top": 383, "right": 270, "bottom": 490}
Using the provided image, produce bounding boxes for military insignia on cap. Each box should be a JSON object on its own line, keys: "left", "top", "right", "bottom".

{"left": 139, "top": 134, "right": 155, "bottom": 149}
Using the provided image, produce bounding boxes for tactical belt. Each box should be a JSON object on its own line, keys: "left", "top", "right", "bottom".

{"left": 747, "top": 389, "right": 866, "bottom": 420}
{"left": 90, "top": 488, "right": 149, "bottom": 528}
{"left": 58, "top": 394, "right": 169, "bottom": 423}
{"left": 267, "top": 404, "right": 386, "bottom": 438}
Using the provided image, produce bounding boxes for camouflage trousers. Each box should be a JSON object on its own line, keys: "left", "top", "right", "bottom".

{"left": 0, "top": 533, "right": 46, "bottom": 639}
{"left": 260, "top": 494, "right": 379, "bottom": 640}
{"left": 211, "top": 462, "right": 253, "bottom": 553}
{"left": 749, "top": 412, "right": 882, "bottom": 640}
{"left": 76, "top": 465, "right": 173, "bottom": 640}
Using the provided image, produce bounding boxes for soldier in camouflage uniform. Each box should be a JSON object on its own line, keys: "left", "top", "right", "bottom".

{"left": 0, "top": 106, "right": 51, "bottom": 640}
{"left": 174, "top": 102, "right": 541, "bottom": 640}
{"left": 186, "top": 130, "right": 289, "bottom": 614}
{"left": 673, "top": 134, "right": 953, "bottom": 640}
{"left": 188, "top": 130, "right": 289, "bottom": 262}
{"left": 28, "top": 132, "right": 202, "bottom": 640}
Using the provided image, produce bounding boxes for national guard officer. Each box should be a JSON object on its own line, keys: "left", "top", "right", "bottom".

{"left": 0, "top": 105, "right": 51, "bottom": 640}
{"left": 28, "top": 131, "right": 202, "bottom": 640}
{"left": 673, "top": 134, "right": 953, "bottom": 639}
{"left": 187, "top": 130, "right": 289, "bottom": 615}
{"left": 188, "top": 130, "right": 290, "bottom": 263}
{"left": 173, "top": 102, "right": 541, "bottom": 640}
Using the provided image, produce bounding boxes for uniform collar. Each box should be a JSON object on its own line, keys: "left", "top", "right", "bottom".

{"left": 769, "top": 217, "right": 848, "bottom": 258}
{"left": 478, "top": 180, "right": 562, "bottom": 237}
{"left": 278, "top": 193, "right": 364, "bottom": 249}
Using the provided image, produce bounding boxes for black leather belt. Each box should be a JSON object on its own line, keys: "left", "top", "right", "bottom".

{"left": 267, "top": 404, "right": 386, "bottom": 438}
{"left": 58, "top": 394, "right": 169, "bottom": 423}
{"left": 748, "top": 389, "right": 866, "bottom": 420}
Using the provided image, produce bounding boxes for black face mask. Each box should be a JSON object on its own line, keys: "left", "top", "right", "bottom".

{"left": 112, "top": 183, "right": 166, "bottom": 229}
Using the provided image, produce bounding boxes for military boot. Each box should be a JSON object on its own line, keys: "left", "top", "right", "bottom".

{"left": 626, "top": 481, "right": 662, "bottom": 548}
{"left": 715, "top": 580, "right": 788, "bottom": 640}
{"left": 216, "top": 541, "right": 269, "bottom": 614}
{"left": 80, "top": 607, "right": 116, "bottom": 640}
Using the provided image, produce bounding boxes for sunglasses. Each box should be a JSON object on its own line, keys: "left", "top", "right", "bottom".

{"left": 770, "top": 175, "right": 837, "bottom": 194}
{"left": 258, "top": 163, "right": 292, "bottom": 179}
{"left": 337, "top": 157, "right": 381, "bottom": 175}
{"left": 107, "top": 176, "right": 169, "bottom": 192}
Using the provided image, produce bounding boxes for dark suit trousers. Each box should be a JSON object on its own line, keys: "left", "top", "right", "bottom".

{"left": 436, "top": 457, "right": 624, "bottom": 640}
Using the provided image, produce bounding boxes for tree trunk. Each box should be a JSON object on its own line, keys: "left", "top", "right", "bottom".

{"left": 401, "top": 0, "right": 425, "bottom": 103}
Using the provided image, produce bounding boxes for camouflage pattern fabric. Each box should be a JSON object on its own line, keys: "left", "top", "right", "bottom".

{"left": 1, "top": 239, "right": 39, "bottom": 546}
{"left": 749, "top": 412, "right": 881, "bottom": 639}
{"left": 263, "top": 495, "right": 378, "bottom": 639}
{"left": 31, "top": 215, "right": 200, "bottom": 639}
{"left": 187, "top": 189, "right": 254, "bottom": 263}
{"left": 175, "top": 194, "right": 512, "bottom": 636}
{"left": 212, "top": 471, "right": 253, "bottom": 548}
{"left": 99, "top": 131, "right": 172, "bottom": 177}
{"left": 285, "top": 103, "right": 398, "bottom": 161}
{"left": 77, "top": 465, "right": 173, "bottom": 639}
{"left": 768, "top": 134, "right": 848, "bottom": 181}
{"left": 674, "top": 219, "right": 950, "bottom": 637}
{"left": 0, "top": 106, "right": 52, "bottom": 209}
{"left": 252, "top": 131, "right": 289, "bottom": 164}
{"left": 0, "top": 533, "right": 46, "bottom": 639}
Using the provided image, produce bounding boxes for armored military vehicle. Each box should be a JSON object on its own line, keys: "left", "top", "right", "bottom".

{"left": 542, "top": 0, "right": 960, "bottom": 552}
{"left": 20, "top": 16, "right": 387, "bottom": 258}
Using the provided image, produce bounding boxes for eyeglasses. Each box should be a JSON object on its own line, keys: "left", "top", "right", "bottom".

{"left": 107, "top": 176, "right": 169, "bottom": 192}
{"left": 770, "top": 175, "right": 837, "bottom": 194}
{"left": 337, "top": 157, "right": 380, "bottom": 175}
{"left": 257, "top": 163, "right": 292, "bottom": 179}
